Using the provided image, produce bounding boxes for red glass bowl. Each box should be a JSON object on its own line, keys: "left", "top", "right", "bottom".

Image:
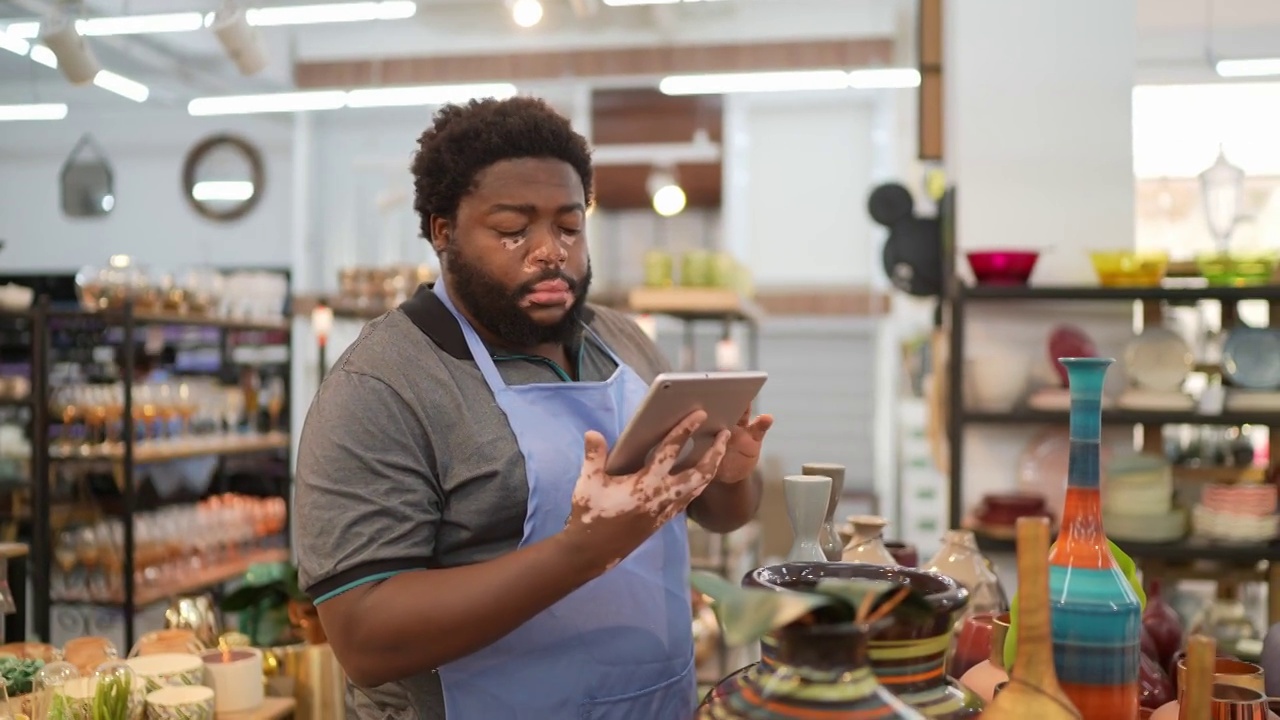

{"left": 966, "top": 250, "right": 1040, "bottom": 285}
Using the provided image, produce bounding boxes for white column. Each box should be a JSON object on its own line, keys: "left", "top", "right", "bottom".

{"left": 943, "top": 0, "right": 1137, "bottom": 528}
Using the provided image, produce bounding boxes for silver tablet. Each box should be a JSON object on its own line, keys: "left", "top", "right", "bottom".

{"left": 605, "top": 371, "right": 769, "bottom": 476}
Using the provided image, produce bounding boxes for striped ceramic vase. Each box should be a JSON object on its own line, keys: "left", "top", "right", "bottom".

{"left": 698, "top": 622, "right": 925, "bottom": 719}
{"left": 1048, "top": 357, "right": 1141, "bottom": 719}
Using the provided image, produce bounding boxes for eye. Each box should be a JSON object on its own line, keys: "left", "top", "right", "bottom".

{"left": 559, "top": 227, "right": 582, "bottom": 237}
{"left": 496, "top": 227, "right": 528, "bottom": 239}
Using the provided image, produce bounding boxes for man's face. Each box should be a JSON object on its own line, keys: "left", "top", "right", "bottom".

{"left": 433, "top": 158, "right": 591, "bottom": 349}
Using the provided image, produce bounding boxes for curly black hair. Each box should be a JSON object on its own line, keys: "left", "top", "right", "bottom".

{"left": 411, "top": 96, "right": 594, "bottom": 248}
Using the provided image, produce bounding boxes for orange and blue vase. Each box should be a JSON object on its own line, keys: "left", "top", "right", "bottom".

{"left": 1048, "top": 358, "right": 1141, "bottom": 719}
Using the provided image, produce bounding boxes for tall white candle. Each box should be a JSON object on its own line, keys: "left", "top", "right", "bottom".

{"left": 201, "top": 647, "right": 264, "bottom": 714}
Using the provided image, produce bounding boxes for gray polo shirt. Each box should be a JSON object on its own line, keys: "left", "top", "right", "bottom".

{"left": 294, "top": 285, "right": 672, "bottom": 719}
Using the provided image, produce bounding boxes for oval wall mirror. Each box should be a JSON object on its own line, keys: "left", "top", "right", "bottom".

{"left": 182, "top": 134, "right": 264, "bottom": 222}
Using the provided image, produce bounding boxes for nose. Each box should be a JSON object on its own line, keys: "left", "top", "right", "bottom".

{"left": 526, "top": 227, "right": 568, "bottom": 267}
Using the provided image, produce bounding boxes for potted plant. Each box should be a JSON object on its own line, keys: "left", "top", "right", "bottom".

{"left": 221, "top": 562, "right": 322, "bottom": 647}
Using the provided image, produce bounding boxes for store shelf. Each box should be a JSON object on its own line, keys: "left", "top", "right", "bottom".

{"left": 48, "top": 308, "right": 289, "bottom": 333}
{"left": 219, "top": 696, "right": 297, "bottom": 720}
{"left": 961, "top": 409, "right": 1280, "bottom": 426}
{"left": 49, "top": 432, "right": 290, "bottom": 464}
{"left": 627, "top": 287, "right": 763, "bottom": 322}
{"left": 54, "top": 547, "right": 289, "bottom": 607}
{"left": 957, "top": 284, "right": 1280, "bottom": 302}
{"left": 975, "top": 534, "right": 1280, "bottom": 563}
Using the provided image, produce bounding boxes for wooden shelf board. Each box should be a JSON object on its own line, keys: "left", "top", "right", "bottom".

{"left": 48, "top": 308, "right": 289, "bottom": 333}
{"left": 54, "top": 548, "right": 289, "bottom": 607}
{"left": 50, "top": 433, "right": 290, "bottom": 464}
{"left": 957, "top": 284, "right": 1280, "bottom": 302}
{"left": 627, "top": 287, "right": 763, "bottom": 322}
{"left": 962, "top": 409, "right": 1280, "bottom": 427}
{"left": 218, "top": 696, "right": 296, "bottom": 720}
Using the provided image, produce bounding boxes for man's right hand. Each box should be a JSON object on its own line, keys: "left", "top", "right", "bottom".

{"left": 562, "top": 410, "right": 730, "bottom": 573}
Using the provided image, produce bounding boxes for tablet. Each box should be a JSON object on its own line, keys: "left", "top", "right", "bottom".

{"left": 605, "top": 371, "right": 769, "bottom": 476}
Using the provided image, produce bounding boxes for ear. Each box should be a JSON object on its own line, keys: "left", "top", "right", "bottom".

{"left": 429, "top": 215, "right": 452, "bottom": 254}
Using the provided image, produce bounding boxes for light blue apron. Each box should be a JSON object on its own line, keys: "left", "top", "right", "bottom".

{"left": 432, "top": 279, "right": 696, "bottom": 719}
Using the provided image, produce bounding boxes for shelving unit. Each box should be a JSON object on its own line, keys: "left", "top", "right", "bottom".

{"left": 14, "top": 298, "right": 294, "bottom": 648}
{"left": 947, "top": 281, "right": 1280, "bottom": 619}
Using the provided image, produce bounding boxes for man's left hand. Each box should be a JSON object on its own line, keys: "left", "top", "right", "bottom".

{"left": 713, "top": 411, "right": 774, "bottom": 485}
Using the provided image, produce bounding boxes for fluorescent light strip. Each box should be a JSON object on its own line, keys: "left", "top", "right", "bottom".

{"left": 659, "top": 68, "right": 921, "bottom": 95}
{"left": 189, "top": 83, "right": 519, "bottom": 116}
{"left": 0, "top": 29, "right": 30, "bottom": 54}
{"left": 3, "top": 2, "right": 416, "bottom": 38}
{"left": 602, "top": 0, "right": 725, "bottom": 5}
{"left": 0, "top": 103, "right": 68, "bottom": 121}
{"left": 1216, "top": 58, "right": 1280, "bottom": 78}
{"left": 192, "top": 181, "right": 255, "bottom": 202}
{"left": 93, "top": 70, "right": 149, "bottom": 102}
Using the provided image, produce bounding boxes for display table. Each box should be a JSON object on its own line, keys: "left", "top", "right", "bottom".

{"left": 219, "top": 697, "right": 296, "bottom": 720}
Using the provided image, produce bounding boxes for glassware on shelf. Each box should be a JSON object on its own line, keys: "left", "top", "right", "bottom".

{"left": 1048, "top": 357, "right": 1142, "bottom": 720}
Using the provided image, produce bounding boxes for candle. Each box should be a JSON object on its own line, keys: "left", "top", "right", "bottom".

{"left": 200, "top": 647, "right": 264, "bottom": 714}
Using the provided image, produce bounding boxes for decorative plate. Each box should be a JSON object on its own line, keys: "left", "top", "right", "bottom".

{"left": 1123, "top": 327, "right": 1193, "bottom": 392}
{"left": 1222, "top": 327, "right": 1280, "bottom": 390}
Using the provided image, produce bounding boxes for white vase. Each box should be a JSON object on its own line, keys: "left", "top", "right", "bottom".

{"left": 783, "top": 474, "right": 831, "bottom": 562}
{"left": 801, "top": 462, "right": 846, "bottom": 561}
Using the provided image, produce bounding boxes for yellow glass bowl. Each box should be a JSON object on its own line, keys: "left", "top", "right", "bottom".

{"left": 1089, "top": 251, "right": 1169, "bottom": 287}
{"left": 1196, "top": 251, "right": 1280, "bottom": 287}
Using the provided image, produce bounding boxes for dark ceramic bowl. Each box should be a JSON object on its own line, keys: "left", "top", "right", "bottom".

{"left": 744, "top": 562, "right": 970, "bottom": 642}
{"left": 884, "top": 540, "right": 919, "bottom": 568}
{"left": 966, "top": 250, "right": 1040, "bottom": 286}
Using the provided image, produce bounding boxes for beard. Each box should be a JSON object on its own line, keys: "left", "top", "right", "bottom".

{"left": 444, "top": 244, "right": 593, "bottom": 349}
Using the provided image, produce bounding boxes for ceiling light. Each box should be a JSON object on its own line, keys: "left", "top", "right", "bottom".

{"left": 93, "top": 70, "right": 149, "bottom": 102}
{"left": 2, "top": 22, "right": 38, "bottom": 39}
{"left": 346, "top": 83, "right": 519, "bottom": 107}
{"left": 659, "top": 67, "right": 921, "bottom": 95}
{"left": 603, "top": 0, "right": 725, "bottom": 5}
{"left": 41, "top": 15, "right": 101, "bottom": 85}
{"left": 28, "top": 45, "right": 57, "bottom": 68}
{"left": 78, "top": 12, "right": 204, "bottom": 36}
{"left": 189, "top": 91, "right": 348, "bottom": 116}
{"left": 848, "top": 67, "right": 921, "bottom": 89}
{"left": 0, "top": 30, "right": 30, "bottom": 55}
{"left": 1215, "top": 58, "right": 1280, "bottom": 78}
{"left": 646, "top": 167, "right": 686, "bottom": 217}
{"left": 0, "top": 103, "right": 68, "bottom": 121}
{"left": 511, "top": 0, "right": 544, "bottom": 27}
{"left": 191, "top": 83, "right": 520, "bottom": 116}
{"left": 245, "top": 1, "right": 417, "bottom": 27}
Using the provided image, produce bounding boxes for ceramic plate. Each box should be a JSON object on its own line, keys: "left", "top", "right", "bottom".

{"left": 1222, "top": 327, "right": 1280, "bottom": 390}
{"left": 1123, "top": 327, "right": 1193, "bottom": 392}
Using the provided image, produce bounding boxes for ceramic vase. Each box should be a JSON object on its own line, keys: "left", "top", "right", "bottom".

{"left": 784, "top": 474, "right": 832, "bottom": 562}
{"left": 697, "top": 620, "right": 926, "bottom": 719}
{"left": 958, "top": 613, "right": 1010, "bottom": 703}
{"left": 745, "top": 563, "right": 982, "bottom": 719}
{"left": 1262, "top": 622, "right": 1280, "bottom": 698}
{"left": 924, "top": 530, "right": 1008, "bottom": 616}
{"left": 841, "top": 516, "right": 897, "bottom": 565}
{"left": 1049, "top": 357, "right": 1142, "bottom": 720}
{"left": 802, "top": 462, "right": 847, "bottom": 561}
{"left": 979, "top": 517, "right": 1080, "bottom": 720}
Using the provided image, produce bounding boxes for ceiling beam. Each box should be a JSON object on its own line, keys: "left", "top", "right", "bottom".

{"left": 294, "top": 37, "right": 895, "bottom": 88}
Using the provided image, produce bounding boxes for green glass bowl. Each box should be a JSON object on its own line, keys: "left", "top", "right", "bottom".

{"left": 1196, "top": 251, "right": 1280, "bottom": 287}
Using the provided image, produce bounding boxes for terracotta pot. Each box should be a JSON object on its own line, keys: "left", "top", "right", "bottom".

{"left": 744, "top": 562, "right": 981, "bottom": 719}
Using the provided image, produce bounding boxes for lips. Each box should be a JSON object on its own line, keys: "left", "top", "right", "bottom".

{"left": 522, "top": 278, "right": 573, "bottom": 307}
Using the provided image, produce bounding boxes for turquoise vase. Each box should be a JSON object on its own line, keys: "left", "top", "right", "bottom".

{"left": 1047, "top": 357, "right": 1141, "bottom": 720}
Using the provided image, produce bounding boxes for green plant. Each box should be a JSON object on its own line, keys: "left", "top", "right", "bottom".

{"left": 0, "top": 656, "right": 44, "bottom": 696}
{"left": 48, "top": 691, "right": 72, "bottom": 720}
{"left": 690, "top": 571, "right": 933, "bottom": 647}
{"left": 221, "top": 561, "right": 309, "bottom": 646}
{"left": 91, "top": 672, "right": 131, "bottom": 720}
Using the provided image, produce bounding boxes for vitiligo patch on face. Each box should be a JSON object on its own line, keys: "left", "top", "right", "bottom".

{"left": 500, "top": 236, "right": 527, "bottom": 251}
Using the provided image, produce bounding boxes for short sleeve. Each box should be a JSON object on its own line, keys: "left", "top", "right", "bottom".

{"left": 294, "top": 369, "right": 440, "bottom": 604}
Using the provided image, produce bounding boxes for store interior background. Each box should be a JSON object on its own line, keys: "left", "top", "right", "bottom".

{"left": 3, "top": 0, "right": 1280, "bottom": 642}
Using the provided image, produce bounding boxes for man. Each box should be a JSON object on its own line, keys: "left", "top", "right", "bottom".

{"left": 295, "top": 96, "right": 773, "bottom": 720}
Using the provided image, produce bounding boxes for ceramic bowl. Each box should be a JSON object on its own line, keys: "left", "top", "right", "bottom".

{"left": 1090, "top": 251, "right": 1169, "bottom": 287}
{"left": 1197, "top": 251, "right": 1280, "bottom": 287}
{"left": 1202, "top": 483, "right": 1277, "bottom": 516}
{"left": 125, "top": 653, "right": 205, "bottom": 693}
{"left": 145, "top": 685, "right": 214, "bottom": 720}
{"left": 966, "top": 250, "right": 1040, "bottom": 285}
{"left": 1103, "top": 509, "right": 1186, "bottom": 543}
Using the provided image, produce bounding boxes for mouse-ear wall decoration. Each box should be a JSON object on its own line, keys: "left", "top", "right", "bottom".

{"left": 869, "top": 183, "right": 942, "bottom": 297}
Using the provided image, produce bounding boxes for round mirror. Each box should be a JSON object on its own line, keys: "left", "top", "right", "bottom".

{"left": 182, "top": 134, "right": 264, "bottom": 222}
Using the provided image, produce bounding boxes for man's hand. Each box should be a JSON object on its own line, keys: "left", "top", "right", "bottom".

{"left": 713, "top": 411, "right": 774, "bottom": 485}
